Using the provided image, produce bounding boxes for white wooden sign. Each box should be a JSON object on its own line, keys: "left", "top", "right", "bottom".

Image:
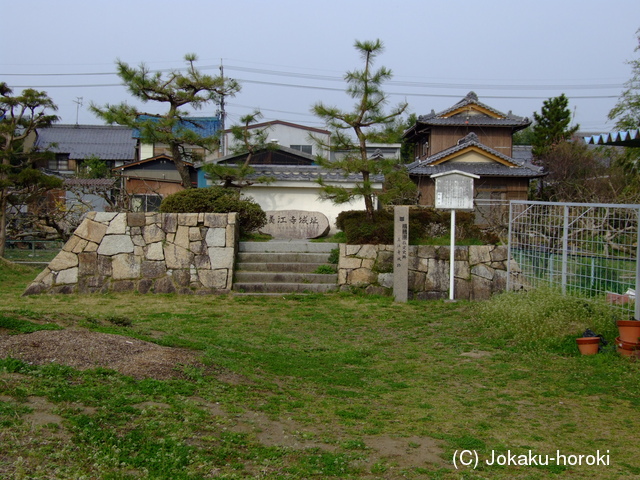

{"left": 432, "top": 170, "right": 478, "bottom": 211}
{"left": 431, "top": 170, "right": 479, "bottom": 300}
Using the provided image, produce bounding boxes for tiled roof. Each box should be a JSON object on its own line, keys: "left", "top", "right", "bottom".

{"left": 35, "top": 124, "right": 136, "bottom": 160}
{"left": 241, "top": 165, "right": 384, "bottom": 183}
{"left": 64, "top": 178, "right": 117, "bottom": 188}
{"left": 407, "top": 133, "right": 543, "bottom": 178}
{"left": 134, "top": 116, "right": 221, "bottom": 138}
{"left": 407, "top": 162, "right": 544, "bottom": 178}
{"left": 411, "top": 91, "right": 530, "bottom": 129}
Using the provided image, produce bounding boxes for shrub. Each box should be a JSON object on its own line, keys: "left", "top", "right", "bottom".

{"left": 336, "top": 208, "right": 490, "bottom": 245}
{"left": 159, "top": 187, "right": 267, "bottom": 235}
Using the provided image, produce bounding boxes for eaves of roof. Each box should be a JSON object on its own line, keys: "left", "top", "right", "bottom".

{"left": 112, "top": 154, "right": 193, "bottom": 171}
{"left": 206, "top": 164, "right": 384, "bottom": 184}
{"left": 407, "top": 162, "right": 545, "bottom": 178}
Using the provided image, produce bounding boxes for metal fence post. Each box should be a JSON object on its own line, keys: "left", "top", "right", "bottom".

{"left": 561, "top": 205, "right": 569, "bottom": 294}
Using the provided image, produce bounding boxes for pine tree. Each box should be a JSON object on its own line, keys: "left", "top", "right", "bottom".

{"left": 91, "top": 54, "right": 239, "bottom": 188}
{"left": 0, "top": 83, "right": 60, "bottom": 257}
{"left": 531, "top": 94, "right": 579, "bottom": 160}
{"left": 312, "top": 40, "right": 408, "bottom": 219}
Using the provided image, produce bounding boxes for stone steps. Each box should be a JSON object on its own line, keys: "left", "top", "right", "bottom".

{"left": 233, "top": 240, "right": 339, "bottom": 294}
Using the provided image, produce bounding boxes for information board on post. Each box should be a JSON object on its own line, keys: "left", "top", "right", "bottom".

{"left": 431, "top": 171, "right": 479, "bottom": 300}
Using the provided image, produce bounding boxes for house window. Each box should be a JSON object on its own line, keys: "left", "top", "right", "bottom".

{"left": 48, "top": 154, "right": 70, "bottom": 171}
{"left": 131, "top": 194, "right": 163, "bottom": 212}
{"left": 290, "top": 145, "right": 313, "bottom": 155}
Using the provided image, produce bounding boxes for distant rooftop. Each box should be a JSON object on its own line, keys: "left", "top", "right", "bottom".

{"left": 35, "top": 124, "right": 136, "bottom": 160}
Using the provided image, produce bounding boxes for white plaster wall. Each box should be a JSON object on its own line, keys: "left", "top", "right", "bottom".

{"left": 224, "top": 124, "right": 330, "bottom": 158}
{"left": 242, "top": 182, "right": 378, "bottom": 234}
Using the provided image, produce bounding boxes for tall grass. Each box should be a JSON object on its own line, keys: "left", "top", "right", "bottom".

{"left": 473, "top": 286, "right": 621, "bottom": 351}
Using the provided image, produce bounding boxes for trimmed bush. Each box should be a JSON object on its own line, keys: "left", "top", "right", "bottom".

{"left": 159, "top": 187, "right": 267, "bottom": 235}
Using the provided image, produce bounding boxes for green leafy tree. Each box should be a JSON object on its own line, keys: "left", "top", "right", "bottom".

{"left": 202, "top": 110, "right": 274, "bottom": 189}
{"left": 91, "top": 54, "right": 240, "bottom": 188}
{"left": 531, "top": 94, "right": 579, "bottom": 160}
{"left": 608, "top": 28, "right": 640, "bottom": 179}
{"left": 0, "top": 83, "right": 60, "bottom": 257}
{"left": 312, "top": 39, "right": 408, "bottom": 220}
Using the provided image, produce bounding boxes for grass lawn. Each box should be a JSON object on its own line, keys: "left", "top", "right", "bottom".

{"left": 1, "top": 261, "right": 639, "bottom": 479}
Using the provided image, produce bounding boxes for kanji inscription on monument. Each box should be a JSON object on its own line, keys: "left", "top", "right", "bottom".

{"left": 261, "top": 210, "right": 330, "bottom": 239}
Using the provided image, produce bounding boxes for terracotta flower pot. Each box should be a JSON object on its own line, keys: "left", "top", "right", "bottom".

{"left": 576, "top": 337, "right": 600, "bottom": 355}
{"left": 617, "top": 320, "right": 640, "bottom": 345}
{"left": 615, "top": 337, "right": 640, "bottom": 359}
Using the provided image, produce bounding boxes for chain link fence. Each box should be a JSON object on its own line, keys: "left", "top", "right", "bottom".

{"left": 507, "top": 201, "right": 640, "bottom": 319}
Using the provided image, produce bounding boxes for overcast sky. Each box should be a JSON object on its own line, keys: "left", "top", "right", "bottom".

{"left": 3, "top": 0, "right": 639, "bottom": 133}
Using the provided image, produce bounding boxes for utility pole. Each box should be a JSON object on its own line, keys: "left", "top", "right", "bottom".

{"left": 219, "top": 59, "right": 226, "bottom": 156}
{"left": 73, "top": 97, "right": 83, "bottom": 125}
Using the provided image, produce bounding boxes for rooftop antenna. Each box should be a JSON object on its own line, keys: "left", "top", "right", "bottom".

{"left": 73, "top": 97, "right": 83, "bottom": 125}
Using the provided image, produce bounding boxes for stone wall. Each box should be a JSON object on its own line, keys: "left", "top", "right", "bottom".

{"left": 338, "top": 244, "right": 515, "bottom": 300}
{"left": 24, "top": 212, "right": 238, "bottom": 296}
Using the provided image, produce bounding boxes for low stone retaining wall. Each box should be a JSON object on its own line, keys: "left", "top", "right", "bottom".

{"left": 338, "top": 244, "right": 515, "bottom": 300}
{"left": 24, "top": 212, "right": 238, "bottom": 296}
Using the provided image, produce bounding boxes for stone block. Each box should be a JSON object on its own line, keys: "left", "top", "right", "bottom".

{"left": 189, "top": 227, "right": 202, "bottom": 242}
{"left": 97, "top": 235, "right": 134, "bottom": 256}
{"left": 454, "top": 260, "right": 470, "bottom": 279}
{"left": 408, "top": 270, "right": 426, "bottom": 292}
{"left": 378, "top": 272, "right": 394, "bottom": 288}
{"left": 143, "top": 223, "right": 165, "bottom": 244}
{"left": 97, "top": 255, "right": 112, "bottom": 276}
{"left": 340, "top": 257, "right": 362, "bottom": 269}
{"left": 75, "top": 218, "right": 108, "bottom": 244}
{"left": 161, "top": 214, "right": 178, "bottom": 233}
{"left": 469, "top": 246, "right": 492, "bottom": 265}
{"left": 127, "top": 213, "right": 147, "bottom": 227}
{"left": 198, "top": 269, "right": 228, "bottom": 289}
{"left": 93, "top": 212, "right": 117, "bottom": 223}
{"left": 470, "top": 275, "right": 493, "bottom": 300}
{"left": 138, "top": 278, "right": 154, "bottom": 294}
{"left": 190, "top": 241, "right": 206, "bottom": 255}
{"left": 178, "top": 213, "right": 198, "bottom": 226}
{"left": 471, "top": 264, "right": 494, "bottom": 280}
{"left": 194, "top": 254, "right": 211, "bottom": 269}
{"left": 454, "top": 278, "right": 471, "bottom": 300}
{"left": 171, "top": 269, "right": 190, "bottom": 287}
{"left": 154, "top": 276, "right": 176, "bottom": 294}
{"left": 165, "top": 244, "right": 194, "bottom": 269}
{"left": 349, "top": 267, "right": 377, "bottom": 286}
{"left": 490, "top": 245, "right": 508, "bottom": 262}
{"left": 174, "top": 225, "right": 190, "bottom": 249}
{"left": 111, "top": 280, "right": 136, "bottom": 293}
{"left": 112, "top": 253, "right": 141, "bottom": 280}
{"left": 78, "top": 252, "right": 98, "bottom": 276}
{"left": 425, "top": 259, "right": 448, "bottom": 291}
{"left": 62, "top": 235, "right": 82, "bottom": 253}
{"left": 206, "top": 227, "right": 226, "bottom": 247}
{"left": 106, "top": 213, "right": 127, "bottom": 235}
{"left": 56, "top": 267, "right": 78, "bottom": 285}
{"left": 141, "top": 261, "right": 166, "bottom": 279}
{"left": 49, "top": 250, "right": 78, "bottom": 271}
{"left": 203, "top": 213, "right": 227, "bottom": 228}
{"left": 208, "top": 247, "right": 234, "bottom": 269}
{"left": 358, "top": 244, "right": 378, "bottom": 259}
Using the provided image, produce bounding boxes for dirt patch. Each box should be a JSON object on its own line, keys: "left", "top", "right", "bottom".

{"left": 0, "top": 329, "right": 207, "bottom": 380}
